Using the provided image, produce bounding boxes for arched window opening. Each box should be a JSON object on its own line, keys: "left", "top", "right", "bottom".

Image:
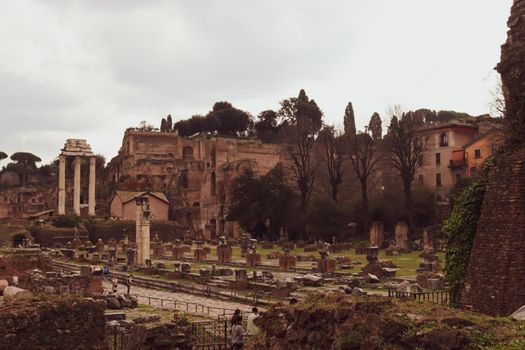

{"left": 210, "top": 219, "right": 217, "bottom": 238}
{"left": 183, "top": 146, "right": 194, "bottom": 160}
{"left": 181, "top": 171, "right": 188, "bottom": 189}
{"left": 440, "top": 133, "right": 448, "bottom": 147}
{"left": 210, "top": 172, "right": 216, "bottom": 196}
{"left": 211, "top": 146, "right": 216, "bottom": 168}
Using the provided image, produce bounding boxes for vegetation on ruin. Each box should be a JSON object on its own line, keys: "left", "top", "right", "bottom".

{"left": 52, "top": 214, "right": 82, "bottom": 228}
{"left": 246, "top": 292, "right": 525, "bottom": 350}
{"left": 171, "top": 101, "right": 252, "bottom": 137}
{"left": 442, "top": 177, "right": 487, "bottom": 307}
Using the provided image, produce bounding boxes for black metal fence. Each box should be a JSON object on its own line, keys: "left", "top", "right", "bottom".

{"left": 388, "top": 289, "right": 450, "bottom": 305}
{"left": 192, "top": 320, "right": 230, "bottom": 350}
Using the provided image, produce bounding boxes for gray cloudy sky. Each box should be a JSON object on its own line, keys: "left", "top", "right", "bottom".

{"left": 0, "top": 0, "right": 512, "bottom": 164}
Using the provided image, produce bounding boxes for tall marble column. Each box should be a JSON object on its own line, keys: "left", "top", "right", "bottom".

{"left": 135, "top": 198, "right": 151, "bottom": 265}
{"left": 73, "top": 156, "right": 81, "bottom": 216}
{"left": 88, "top": 157, "right": 96, "bottom": 216}
{"left": 58, "top": 155, "right": 66, "bottom": 215}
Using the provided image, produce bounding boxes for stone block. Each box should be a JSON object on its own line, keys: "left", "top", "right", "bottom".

{"left": 304, "top": 245, "right": 317, "bottom": 253}
{"left": 217, "top": 245, "right": 232, "bottom": 264}
{"left": 369, "top": 221, "right": 384, "bottom": 247}
{"left": 278, "top": 255, "right": 296, "bottom": 270}
{"left": 173, "top": 247, "right": 186, "bottom": 260}
{"left": 318, "top": 259, "right": 336, "bottom": 274}
{"left": 246, "top": 253, "right": 261, "bottom": 268}
{"left": 261, "top": 242, "right": 274, "bottom": 249}
{"left": 194, "top": 248, "right": 207, "bottom": 261}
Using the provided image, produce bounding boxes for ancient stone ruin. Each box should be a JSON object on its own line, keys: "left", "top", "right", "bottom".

{"left": 462, "top": 0, "right": 525, "bottom": 316}
{"left": 58, "top": 139, "right": 96, "bottom": 216}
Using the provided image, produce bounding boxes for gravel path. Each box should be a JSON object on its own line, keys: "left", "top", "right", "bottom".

{"left": 104, "top": 281, "right": 254, "bottom": 318}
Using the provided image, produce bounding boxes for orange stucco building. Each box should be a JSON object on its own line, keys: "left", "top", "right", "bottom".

{"left": 415, "top": 122, "right": 504, "bottom": 201}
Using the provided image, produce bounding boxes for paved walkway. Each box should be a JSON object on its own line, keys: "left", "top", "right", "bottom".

{"left": 104, "top": 281, "right": 254, "bottom": 319}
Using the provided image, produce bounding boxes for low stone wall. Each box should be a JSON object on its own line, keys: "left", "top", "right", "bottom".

{"left": 0, "top": 297, "right": 106, "bottom": 349}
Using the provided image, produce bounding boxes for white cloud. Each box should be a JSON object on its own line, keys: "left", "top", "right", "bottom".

{"left": 0, "top": 0, "right": 512, "bottom": 163}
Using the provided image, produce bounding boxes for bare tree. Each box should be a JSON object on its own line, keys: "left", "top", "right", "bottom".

{"left": 489, "top": 76, "right": 506, "bottom": 119}
{"left": 386, "top": 105, "right": 426, "bottom": 232}
{"left": 279, "top": 89, "right": 323, "bottom": 213}
{"left": 344, "top": 102, "right": 382, "bottom": 231}
{"left": 317, "top": 126, "right": 345, "bottom": 203}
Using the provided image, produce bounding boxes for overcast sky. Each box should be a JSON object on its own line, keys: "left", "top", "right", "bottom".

{"left": 0, "top": 1, "right": 512, "bottom": 165}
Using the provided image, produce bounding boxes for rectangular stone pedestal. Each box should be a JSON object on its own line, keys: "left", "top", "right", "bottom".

{"left": 246, "top": 253, "right": 261, "bottom": 267}
{"left": 369, "top": 221, "right": 384, "bottom": 247}
{"left": 217, "top": 245, "right": 232, "bottom": 264}
{"left": 318, "top": 259, "right": 336, "bottom": 274}
{"left": 194, "top": 248, "right": 207, "bottom": 261}
{"left": 278, "top": 255, "right": 297, "bottom": 270}
{"left": 173, "top": 247, "right": 186, "bottom": 260}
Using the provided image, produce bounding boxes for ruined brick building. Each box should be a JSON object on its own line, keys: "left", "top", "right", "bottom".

{"left": 462, "top": 0, "right": 525, "bottom": 316}
{"left": 107, "top": 128, "right": 287, "bottom": 238}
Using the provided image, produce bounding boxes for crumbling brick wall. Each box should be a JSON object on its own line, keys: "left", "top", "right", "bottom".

{"left": 0, "top": 252, "right": 52, "bottom": 279}
{"left": 0, "top": 297, "right": 106, "bottom": 350}
{"left": 461, "top": 150, "right": 525, "bottom": 315}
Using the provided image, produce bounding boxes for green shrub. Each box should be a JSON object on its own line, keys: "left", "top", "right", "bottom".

{"left": 52, "top": 215, "right": 82, "bottom": 228}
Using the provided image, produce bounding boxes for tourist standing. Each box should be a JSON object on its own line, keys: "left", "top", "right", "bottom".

{"left": 231, "top": 309, "right": 242, "bottom": 325}
{"left": 246, "top": 307, "right": 260, "bottom": 336}
{"left": 126, "top": 274, "right": 133, "bottom": 294}
{"left": 102, "top": 266, "right": 109, "bottom": 281}
{"left": 231, "top": 317, "right": 247, "bottom": 350}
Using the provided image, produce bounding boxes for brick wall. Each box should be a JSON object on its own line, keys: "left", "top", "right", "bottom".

{"left": 461, "top": 150, "right": 525, "bottom": 315}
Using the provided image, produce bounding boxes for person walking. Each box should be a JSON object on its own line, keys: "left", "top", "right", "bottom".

{"left": 111, "top": 277, "right": 118, "bottom": 293}
{"left": 102, "top": 266, "right": 109, "bottom": 281}
{"left": 126, "top": 274, "right": 133, "bottom": 294}
{"left": 231, "top": 317, "right": 247, "bottom": 350}
{"left": 246, "top": 307, "right": 260, "bottom": 336}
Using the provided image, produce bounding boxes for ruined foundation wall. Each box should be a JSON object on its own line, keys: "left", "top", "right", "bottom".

{"left": 0, "top": 298, "right": 106, "bottom": 350}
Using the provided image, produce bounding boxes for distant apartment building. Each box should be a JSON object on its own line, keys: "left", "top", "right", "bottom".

{"left": 415, "top": 122, "right": 503, "bottom": 201}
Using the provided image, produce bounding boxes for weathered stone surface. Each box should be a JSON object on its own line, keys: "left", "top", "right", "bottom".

{"left": 0, "top": 279, "right": 8, "bottom": 294}
{"left": 133, "top": 314, "right": 161, "bottom": 324}
{"left": 3, "top": 286, "right": 33, "bottom": 302}
{"left": 0, "top": 298, "right": 106, "bottom": 349}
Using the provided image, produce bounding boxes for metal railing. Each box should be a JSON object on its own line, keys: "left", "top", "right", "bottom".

{"left": 192, "top": 320, "right": 229, "bottom": 350}
{"left": 132, "top": 294, "right": 242, "bottom": 317}
{"left": 388, "top": 289, "right": 450, "bottom": 305}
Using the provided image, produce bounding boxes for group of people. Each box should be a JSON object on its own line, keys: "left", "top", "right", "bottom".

{"left": 230, "top": 307, "right": 260, "bottom": 349}
{"left": 102, "top": 265, "right": 133, "bottom": 294}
